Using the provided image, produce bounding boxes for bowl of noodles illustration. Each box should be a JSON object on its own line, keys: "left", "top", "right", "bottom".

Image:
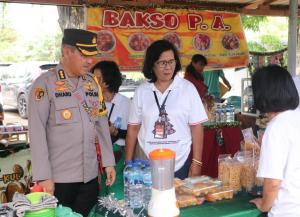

{"left": 163, "top": 32, "right": 181, "bottom": 50}
{"left": 193, "top": 33, "right": 211, "bottom": 51}
{"left": 222, "top": 33, "right": 240, "bottom": 50}
{"left": 128, "top": 33, "right": 151, "bottom": 52}
{"left": 97, "top": 30, "right": 116, "bottom": 52}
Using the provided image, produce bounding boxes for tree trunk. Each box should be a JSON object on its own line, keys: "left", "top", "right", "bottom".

{"left": 296, "top": 20, "right": 300, "bottom": 76}
{"left": 57, "top": 6, "right": 84, "bottom": 31}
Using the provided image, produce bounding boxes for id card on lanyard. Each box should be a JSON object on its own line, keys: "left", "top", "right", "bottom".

{"left": 153, "top": 90, "right": 171, "bottom": 139}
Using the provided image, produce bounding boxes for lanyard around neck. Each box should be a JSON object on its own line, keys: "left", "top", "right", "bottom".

{"left": 153, "top": 90, "right": 171, "bottom": 114}
{"left": 108, "top": 103, "right": 115, "bottom": 122}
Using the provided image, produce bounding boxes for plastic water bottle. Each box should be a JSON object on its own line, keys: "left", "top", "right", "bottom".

{"left": 220, "top": 105, "right": 226, "bottom": 122}
{"left": 124, "top": 160, "right": 133, "bottom": 207}
{"left": 226, "top": 104, "right": 231, "bottom": 123}
{"left": 114, "top": 117, "right": 122, "bottom": 129}
{"left": 215, "top": 105, "right": 220, "bottom": 122}
{"left": 142, "top": 161, "right": 152, "bottom": 209}
{"left": 129, "top": 162, "right": 144, "bottom": 209}
{"left": 230, "top": 105, "right": 235, "bottom": 122}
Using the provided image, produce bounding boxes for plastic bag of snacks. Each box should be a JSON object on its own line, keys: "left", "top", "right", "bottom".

{"left": 218, "top": 155, "right": 242, "bottom": 192}
{"left": 234, "top": 151, "right": 256, "bottom": 192}
{"left": 254, "top": 158, "right": 263, "bottom": 187}
{"left": 241, "top": 128, "right": 260, "bottom": 157}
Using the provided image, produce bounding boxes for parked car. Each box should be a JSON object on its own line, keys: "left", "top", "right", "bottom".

{"left": 119, "top": 85, "right": 137, "bottom": 99}
{"left": 0, "top": 63, "right": 12, "bottom": 106}
{"left": 0, "top": 61, "right": 57, "bottom": 119}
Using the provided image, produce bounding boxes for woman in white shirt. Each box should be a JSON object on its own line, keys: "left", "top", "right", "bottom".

{"left": 92, "top": 61, "right": 131, "bottom": 198}
{"left": 250, "top": 65, "right": 300, "bottom": 217}
{"left": 125, "top": 40, "right": 207, "bottom": 179}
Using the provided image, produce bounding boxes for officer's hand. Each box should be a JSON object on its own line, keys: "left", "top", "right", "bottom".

{"left": 105, "top": 166, "right": 116, "bottom": 186}
{"left": 39, "top": 179, "right": 54, "bottom": 195}
{"left": 109, "top": 125, "right": 118, "bottom": 137}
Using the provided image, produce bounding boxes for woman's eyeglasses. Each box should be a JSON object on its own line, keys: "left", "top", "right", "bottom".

{"left": 156, "top": 59, "right": 176, "bottom": 68}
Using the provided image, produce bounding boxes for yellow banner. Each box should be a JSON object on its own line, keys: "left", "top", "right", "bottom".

{"left": 87, "top": 7, "right": 249, "bottom": 71}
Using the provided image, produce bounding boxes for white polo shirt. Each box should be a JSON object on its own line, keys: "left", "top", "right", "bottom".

{"left": 129, "top": 75, "right": 208, "bottom": 171}
{"left": 257, "top": 109, "right": 300, "bottom": 217}
{"left": 105, "top": 93, "right": 131, "bottom": 146}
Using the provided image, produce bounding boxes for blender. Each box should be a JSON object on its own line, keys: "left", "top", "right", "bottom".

{"left": 148, "top": 148, "right": 179, "bottom": 217}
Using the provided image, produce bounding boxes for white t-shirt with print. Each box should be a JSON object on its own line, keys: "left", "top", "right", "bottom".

{"left": 129, "top": 75, "right": 208, "bottom": 171}
{"left": 106, "top": 93, "right": 131, "bottom": 146}
{"left": 257, "top": 109, "right": 300, "bottom": 217}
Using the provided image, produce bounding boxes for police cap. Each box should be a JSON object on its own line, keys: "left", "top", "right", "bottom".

{"left": 62, "top": 28, "right": 98, "bottom": 56}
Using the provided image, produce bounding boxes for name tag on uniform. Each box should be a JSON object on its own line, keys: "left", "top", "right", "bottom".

{"left": 55, "top": 92, "right": 72, "bottom": 97}
{"left": 85, "top": 92, "right": 98, "bottom": 97}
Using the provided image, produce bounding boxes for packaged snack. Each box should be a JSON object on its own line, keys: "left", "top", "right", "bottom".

{"left": 234, "top": 151, "right": 257, "bottom": 192}
{"left": 174, "top": 178, "right": 185, "bottom": 188}
{"left": 218, "top": 156, "right": 242, "bottom": 192}
{"left": 241, "top": 128, "right": 260, "bottom": 156}
{"left": 205, "top": 186, "right": 234, "bottom": 202}
{"left": 176, "top": 193, "right": 205, "bottom": 208}
{"left": 254, "top": 159, "right": 263, "bottom": 187}
{"left": 240, "top": 160, "right": 256, "bottom": 191}
{"left": 210, "top": 179, "right": 223, "bottom": 187}
{"left": 184, "top": 176, "right": 211, "bottom": 185}
{"left": 178, "top": 181, "right": 218, "bottom": 196}
{"left": 218, "top": 154, "right": 232, "bottom": 184}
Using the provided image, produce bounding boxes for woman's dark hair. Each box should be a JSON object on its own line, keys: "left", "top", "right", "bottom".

{"left": 142, "top": 40, "right": 181, "bottom": 83}
{"left": 252, "top": 64, "right": 299, "bottom": 113}
{"left": 186, "top": 54, "right": 207, "bottom": 81}
{"left": 91, "top": 61, "right": 122, "bottom": 93}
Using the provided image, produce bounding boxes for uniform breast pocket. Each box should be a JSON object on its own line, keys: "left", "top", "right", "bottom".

{"left": 54, "top": 99, "right": 80, "bottom": 125}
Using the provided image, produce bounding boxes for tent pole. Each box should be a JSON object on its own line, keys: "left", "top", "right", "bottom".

{"left": 287, "top": 0, "right": 298, "bottom": 76}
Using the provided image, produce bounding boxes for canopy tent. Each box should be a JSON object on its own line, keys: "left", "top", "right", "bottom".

{"left": 0, "top": 0, "right": 298, "bottom": 75}
{"left": 0, "top": 0, "right": 299, "bottom": 17}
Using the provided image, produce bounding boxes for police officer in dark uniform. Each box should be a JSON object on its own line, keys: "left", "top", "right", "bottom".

{"left": 28, "top": 29, "right": 116, "bottom": 216}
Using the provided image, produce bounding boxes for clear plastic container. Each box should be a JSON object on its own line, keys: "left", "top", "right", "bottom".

{"left": 176, "top": 194, "right": 205, "bottom": 208}
{"left": 178, "top": 182, "right": 218, "bottom": 196}
{"left": 174, "top": 178, "right": 185, "bottom": 188}
{"left": 184, "top": 175, "right": 211, "bottom": 185}
{"left": 205, "top": 186, "right": 234, "bottom": 202}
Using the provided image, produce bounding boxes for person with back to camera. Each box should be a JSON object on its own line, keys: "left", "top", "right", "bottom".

{"left": 249, "top": 65, "right": 300, "bottom": 217}
{"left": 28, "top": 29, "right": 116, "bottom": 217}
{"left": 184, "top": 54, "right": 208, "bottom": 99}
{"left": 293, "top": 74, "right": 300, "bottom": 105}
{"left": 203, "top": 69, "right": 231, "bottom": 102}
{"left": 125, "top": 40, "right": 208, "bottom": 179}
{"left": 92, "top": 61, "right": 131, "bottom": 198}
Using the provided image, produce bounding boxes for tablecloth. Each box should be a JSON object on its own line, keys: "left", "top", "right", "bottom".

{"left": 89, "top": 191, "right": 264, "bottom": 217}
{"left": 202, "top": 122, "right": 242, "bottom": 178}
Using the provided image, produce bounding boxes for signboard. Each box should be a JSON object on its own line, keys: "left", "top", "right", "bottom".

{"left": 87, "top": 7, "right": 249, "bottom": 71}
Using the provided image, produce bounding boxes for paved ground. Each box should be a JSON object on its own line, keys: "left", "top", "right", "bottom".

{"left": 3, "top": 108, "right": 28, "bottom": 126}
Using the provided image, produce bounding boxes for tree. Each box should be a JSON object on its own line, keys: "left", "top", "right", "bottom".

{"left": 0, "top": 3, "right": 18, "bottom": 62}
{"left": 57, "top": 6, "right": 84, "bottom": 31}
{"left": 24, "top": 32, "right": 62, "bottom": 61}
{"left": 241, "top": 15, "right": 267, "bottom": 32}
